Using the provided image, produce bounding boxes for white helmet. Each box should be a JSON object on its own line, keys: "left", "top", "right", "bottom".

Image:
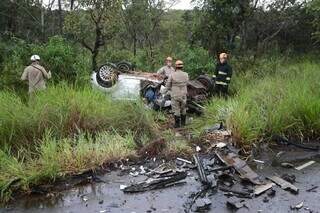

{"left": 30, "top": 55, "right": 41, "bottom": 61}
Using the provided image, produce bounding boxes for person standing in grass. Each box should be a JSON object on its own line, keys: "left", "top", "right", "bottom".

{"left": 21, "top": 55, "right": 51, "bottom": 94}
{"left": 157, "top": 56, "right": 175, "bottom": 79}
{"left": 163, "top": 60, "right": 189, "bottom": 128}
{"left": 213, "top": 53, "right": 233, "bottom": 97}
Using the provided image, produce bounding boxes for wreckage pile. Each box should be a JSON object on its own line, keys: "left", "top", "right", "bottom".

{"left": 119, "top": 127, "right": 315, "bottom": 212}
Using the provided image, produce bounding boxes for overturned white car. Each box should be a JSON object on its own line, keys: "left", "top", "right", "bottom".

{"left": 91, "top": 61, "right": 214, "bottom": 114}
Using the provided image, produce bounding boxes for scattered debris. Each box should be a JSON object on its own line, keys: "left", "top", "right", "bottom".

{"left": 295, "top": 161, "right": 315, "bottom": 171}
{"left": 216, "top": 151, "right": 263, "bottom": 185}
{"left": 290, "top": 201, "right": 304, "bottom": 210}
{"left": 177, "top": 157, "right": 193, "bottom": 165}
{"left": 204, "top": 123, "right": 223, "bottom": 134}
{"left": 81, "top": 195, "right": 89, "bottom": 202}
{"left": 267, "top": 188, "right": 276, "bottom": 198}
{"left": 215, "top": 142, "right": 227, "bottom": 148}
{"left": 123, "top": 171, "right": 187, "bottom": 193}
{"left": 219, "top": 186, "right": 252, "bottom": 199}
{"left": 281, "top": 162, "right": 294, "bottom": 168}
{"left": 281, "top": 174, "right": 296, "bottom": 184}
{"left": 253, "top": 159, "right": 265, "bottom": 164}
{"left": 267, "top": 176, "right": 299, "bottom": 194}
{"left": 306, "top": 186, "right": 318, "bottom": 192}
{"left": 254, "top": 182, "right": 275, "bottom": 196}
{"left": 139, "top": 166, "right": 146, "bottom": 175}
{"left": 226, "top": 199, "right": 247, "bottom": 210}
{"left": 207, "top": 166, "right": 232, "bottom": 173}
{"left": 263, "top": 197, "right": 269, "bottom": 203}
{"left": 193, "top": 198, "right": 212, "bottom": 212}
{"left": 273, "top": 135, "right": 320, "bottom": 151}
{"left": 193, "top": 154, "right": 210, "bottom": 185}
{"left": 204, "top": 129, "right": 232, "bottom": 143}
{"left": 129, "top": 171, "right": 139, "bottom": 177}
{"left": 196, "top": 146, "right": 201, "bottom": 152}
{"left": 120, "top": 185, "right": 127, "bottom": 190}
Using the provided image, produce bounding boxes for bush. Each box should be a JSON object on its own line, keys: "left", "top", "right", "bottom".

{"left": 175, "top": 44, "right": 215, "bottom": 78}
{"left": 0, "top": 36, "right": 91, "bottom": 92}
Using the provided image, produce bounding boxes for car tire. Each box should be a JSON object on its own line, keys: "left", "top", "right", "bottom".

{"left": 116, "top": 61, "right": 133, "bottom": 73}
{"left": 196, "top": 75, "right": 214, "bottom": 95}
{"left": 96, "top": 63, "right": 118, "bottom": 88}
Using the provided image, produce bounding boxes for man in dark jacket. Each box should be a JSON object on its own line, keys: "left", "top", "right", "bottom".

{"left": 213, "top": 53, "right": 233, "bottom": 97}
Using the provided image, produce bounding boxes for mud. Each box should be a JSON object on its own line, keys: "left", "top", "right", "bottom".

{"left": 2, "top": 149, "right": 320, "bottom": 213}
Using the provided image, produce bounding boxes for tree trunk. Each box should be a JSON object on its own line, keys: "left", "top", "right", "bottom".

{"left": 57, "top": 0, "right": 63, "bottom": 34}
{"left": 70, "top": 0, "right": 75, "bottom": 10}
{"left": 133, "top": 35, "right": 137, "bottom": 56}
{"left": 91, "top": 24, "right": 103, "bottom": 71}
{"left": 41, "top": 5, "right": 45, "bottom": 40}
{"left": 92, "top": 50, "right": 98, "bottom": 71}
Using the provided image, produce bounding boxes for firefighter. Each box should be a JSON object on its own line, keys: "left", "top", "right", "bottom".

{"left": 21, "top": 55, "right": 51, "bottom": 94}
{"left": 213, "top": 53, "right": 233, "bottom": 97}
{"left": 157, "top": 56, "right": 175, "bottom": 79}
{"left": 164, "top": 60, "right": 189, "bottom": 128}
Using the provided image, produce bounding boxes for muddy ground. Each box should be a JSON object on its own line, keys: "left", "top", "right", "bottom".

{"left": 2, "top": 146, "right": 320, "bottom": 213}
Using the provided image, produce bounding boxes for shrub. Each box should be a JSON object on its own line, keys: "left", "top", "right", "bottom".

{"left": 0, "top": 36, "right": 91, "bottom": 92}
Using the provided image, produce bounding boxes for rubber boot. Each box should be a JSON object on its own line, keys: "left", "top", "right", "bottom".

{"left": 181, "top": 114, "right": 186, "bottom": 126}
{"left": 174, "top": 116, "right": 181, "bottom": 128}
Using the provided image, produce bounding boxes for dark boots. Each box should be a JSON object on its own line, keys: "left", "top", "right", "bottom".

{"left": 174, "top": 116, "right": 181, "bottom": 128}
{"left": 181, "top": 114, "right": 186, "bottom": 126}
{"left": 174, "top": 115, "right": 187, "bottom": 128}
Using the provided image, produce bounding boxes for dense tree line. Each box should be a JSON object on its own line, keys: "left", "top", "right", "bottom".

{"left": 0, "top": 0, "right": 319, "bottom": 72}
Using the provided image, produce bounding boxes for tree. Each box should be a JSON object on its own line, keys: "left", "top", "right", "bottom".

{"left": 64, "top": 0, "right": 122, "bottom": 71}
{"left": 191, "top": 0, "right": 253, "bottom": 56}
{"left": 309, "top": 0, "right": 320, "bottom": 42}
{"left": 120, "top": 0, "right": 177, "bottom": 69}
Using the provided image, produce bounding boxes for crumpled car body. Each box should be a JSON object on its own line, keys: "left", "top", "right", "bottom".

{"left": 91, "top": 62, "right": 214, "bottom": 113}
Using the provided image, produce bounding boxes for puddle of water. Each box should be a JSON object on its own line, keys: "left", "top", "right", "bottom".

{"left": 4, "top": 153, "right": 320, "bottom": 213}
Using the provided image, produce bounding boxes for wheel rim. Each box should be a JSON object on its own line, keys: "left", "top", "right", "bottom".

{"left": 99, "top": 65, "right": 114, "bottom": 81}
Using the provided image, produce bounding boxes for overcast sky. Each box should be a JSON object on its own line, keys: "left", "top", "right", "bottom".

{"left": 171, "top": 0, "right": 193, "bottom": 10}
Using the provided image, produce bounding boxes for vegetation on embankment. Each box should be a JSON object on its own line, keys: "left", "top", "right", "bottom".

{"left": 0, "top": 84, "right": 156, "bottom": 148}
{"left": 192, "top": 59, "right": 320, "bottom": 146}
{"left": 0, "top": 85, "right": 159, "bottom": 203}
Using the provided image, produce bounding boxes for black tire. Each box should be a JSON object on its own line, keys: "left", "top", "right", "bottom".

{"left": 96, "top": 63, "right": 118, "bottom": 88}
{"left": 196, "top": 75, "right": 214, "bottom": 95}
{"left": 116, "top": 61, "right": 133, "bottom": 73}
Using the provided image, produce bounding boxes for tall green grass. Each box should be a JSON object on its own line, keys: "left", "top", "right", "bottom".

{"left": 0, "top": 84, "right": 156, "bottom": 148}
{"left": 192, "top": 60, "right": 320, "bottom": 145}
{"left": 0, "top": 131, "right": 136, "bottom": 203}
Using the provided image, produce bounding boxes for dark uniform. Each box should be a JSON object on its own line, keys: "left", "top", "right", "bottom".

{"left": 213, "top": 62, "right": 233, "bottom": 96}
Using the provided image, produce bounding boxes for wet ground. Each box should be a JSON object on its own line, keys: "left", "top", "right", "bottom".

{"left": 2, "top": 148, "right": 320, "bottom": 213}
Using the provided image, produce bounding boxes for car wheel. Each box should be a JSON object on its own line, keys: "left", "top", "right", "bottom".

{"left": 96, "top": 63, "right": 118, "bottom": 88}
{"left": 116, "top": 61, "right": 133, "bottom": 73}
{"left": 196, "top": 75, "right": 214, "bottom": 95}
